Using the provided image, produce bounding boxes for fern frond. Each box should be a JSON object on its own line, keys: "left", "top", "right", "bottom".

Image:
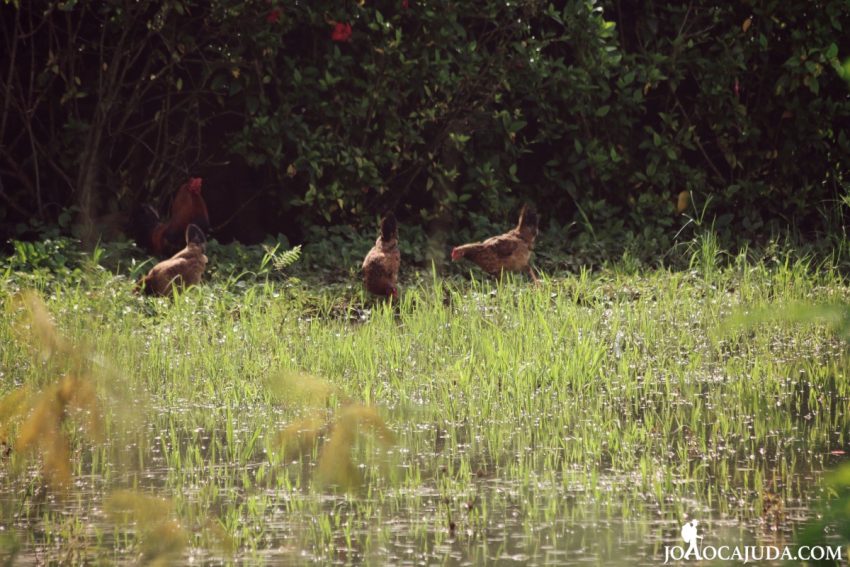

{"left": 270, "top": 244, "right": 302, "bottom": 272}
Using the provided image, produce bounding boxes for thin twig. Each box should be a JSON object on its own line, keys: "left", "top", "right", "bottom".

{"left": 0, "top": 7, "right": 20, "bottom": 145}
{"left": 671, "top": 95, "right": 727, "bottom": 183}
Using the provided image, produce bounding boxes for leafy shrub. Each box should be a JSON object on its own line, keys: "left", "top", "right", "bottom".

{"left": 1, "top": 0, "right": 848, "bottom": 261}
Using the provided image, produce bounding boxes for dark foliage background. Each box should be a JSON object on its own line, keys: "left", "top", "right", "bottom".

{"left": 1, "top": 0, "right": 849, "bottom": 265}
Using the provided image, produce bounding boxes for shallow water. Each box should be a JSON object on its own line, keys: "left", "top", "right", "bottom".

{"left": 1, "top": 393, "right": 847, "bottom": 565}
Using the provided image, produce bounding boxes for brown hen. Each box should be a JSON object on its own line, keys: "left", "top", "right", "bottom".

{"left": 451, "top": 205, "right": 538, "bottom": 281}
{"left": 362, "top": 213, "right": 400, "bottom": 300}
{"left": 137, "top": 224, "right": 208, "bottom": 296}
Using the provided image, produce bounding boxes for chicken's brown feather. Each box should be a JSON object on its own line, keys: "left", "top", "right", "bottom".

{"left": 362, "top": 214, "right": 400, "bottom": 298}
{"left": 451, "top": 205, "right": 538, "bottom": 278}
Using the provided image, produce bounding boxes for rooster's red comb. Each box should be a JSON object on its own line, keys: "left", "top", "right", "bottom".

{"left": 187, "top": 177, "right": 203, "bottom": 194}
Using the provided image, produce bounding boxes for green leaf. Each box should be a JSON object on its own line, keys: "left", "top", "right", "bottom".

{"left": 246, "top": 96, "right": 259, "bottom": 115}
{"left": 826, "top": 43, "right": 839, "bottom": 60}
{"left": 509, "top": 120, "right": 527, "bottom": 133}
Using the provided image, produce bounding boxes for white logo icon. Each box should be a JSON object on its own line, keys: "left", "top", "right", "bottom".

{"left": 680, "top": 520, "right": 703, "bottom": 560}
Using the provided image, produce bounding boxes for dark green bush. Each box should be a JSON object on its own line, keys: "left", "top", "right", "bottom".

{"left": 1, "top": 0, "right": 848, "bottom": 264}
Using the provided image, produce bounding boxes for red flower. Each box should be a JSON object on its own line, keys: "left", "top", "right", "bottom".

{"left": 402, "top": 0, "right": 410, "bottom": 8}
{"left": 331, "top": 22, "right": 352, "bottom": 42}
{"left": 266, "top": 8, "right": 281, "bottom": 23}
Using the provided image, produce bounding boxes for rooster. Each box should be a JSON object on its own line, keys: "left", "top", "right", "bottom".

{"left": 451, "top": 205, "right": 539, "bottom": 282}
{"left": 134, "top": 177, "right": 210, "bottom": 257}
{"left": 136, "top": 224, "right": 208, "bottom": 296}
{"left": 362, "top": 213, "right": 400, "bottom": 300}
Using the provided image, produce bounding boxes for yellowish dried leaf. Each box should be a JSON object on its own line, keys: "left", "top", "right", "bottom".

{"left": 267, "top": 371, "right": 333, "bottom": 409}
{"left": 316, "top": 405, "right": 394, "bottom": 490}
{"left": 6, "top": 292, "right": 106, "bottom": 490}
{"left": 676, "top": 190, "right": 691, "bottom": 214}
{"left": 17, "top": 380, "right": 72, "bottom": 488}
{"left": 106, "top": 490, "right": 174, "bottom": 524}
{"left": 63, "top": 375, "right": 104, "bottom": 442}
{"left": 106, "top": 491, "right": 187, "bottom": 562}
{"left": 0, "top": 387, "right": 32, "bottom": 441}
{"left": 204, "top": 518, "right": 237, "bottom": 556}
{"left": 273, "top": 415, "right": 325, "bottom": 461}
{"left": 10, "top": 291, "right": 67, "bottom": 360}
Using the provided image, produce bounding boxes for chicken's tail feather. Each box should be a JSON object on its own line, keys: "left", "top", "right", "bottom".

{"left": 518, "top": 204, "right": 538, "bottom": 232}
{"left": 185, "top": 223, "right": 207, "bottom": 246}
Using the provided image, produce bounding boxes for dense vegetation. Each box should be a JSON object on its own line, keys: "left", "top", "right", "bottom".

{"left": 0, "top": 240, "right": 849, "bottom": 563}
{"left": 1, "top": 0, "right": 849, "bottom": 261}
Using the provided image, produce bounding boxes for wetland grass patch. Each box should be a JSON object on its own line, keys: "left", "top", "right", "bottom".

{"left": 0, "top": 258, "right": 848, "bottom": 564}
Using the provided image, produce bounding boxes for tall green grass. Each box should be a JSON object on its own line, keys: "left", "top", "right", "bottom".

{"left": 0, "top": 253, "right": 848, "bottom": 564}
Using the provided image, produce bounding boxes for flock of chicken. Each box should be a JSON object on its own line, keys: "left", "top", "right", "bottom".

{"left": 135, "top": 178, "right": 539, "bottom": 297}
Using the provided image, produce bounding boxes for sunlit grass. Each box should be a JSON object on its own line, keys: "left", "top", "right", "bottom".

{"left": 0, "top": 251, "right": 848, "bottom": 564}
